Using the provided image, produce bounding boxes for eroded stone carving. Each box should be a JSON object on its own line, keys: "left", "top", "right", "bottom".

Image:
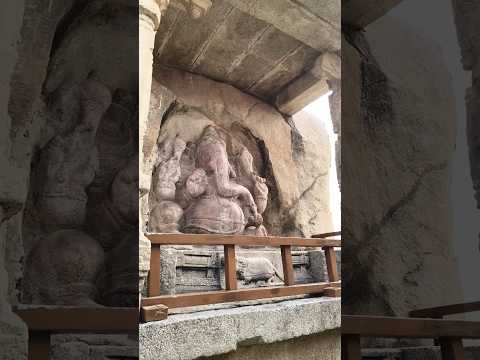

{"left": 90, "top": 156, "right": 138, "bottom": 251}
{"left": 149, "top": 125, "right": 268, "bottom": 236}
{"left": 149, "top": 137, "right": 186, "bottom": 233}
{"left": 150, "top": 125, "right": 268, "bottom": 235}
{"left": 24, "top": 230, "right": 104, "bottom": 305}
{"left": 35, "top": 79, "right": 111, "bottom": 233}
{"left": 236, "top": 256, "right": 283, "bottom": 285}
{"left": 24, "top": 75, "right": 140, "bottom": 306}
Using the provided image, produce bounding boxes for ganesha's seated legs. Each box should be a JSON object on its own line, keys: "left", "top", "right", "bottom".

{"left": 24, "top": 229, "right": 104, "bottom": 305}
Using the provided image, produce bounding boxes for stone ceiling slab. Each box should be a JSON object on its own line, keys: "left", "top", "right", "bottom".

{"left": 224, "top": 0, "right": 340, "bottom": 52}
{"left": 155, "top": 0, "right": 325, "bottom": 101}
{"left": 343, "top": 0, "right": 404, "bottom": 29}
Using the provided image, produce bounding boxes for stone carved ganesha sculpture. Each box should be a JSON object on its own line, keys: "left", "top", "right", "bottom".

{"left": 149, "top": 125, "right": 269, "bottom": 236}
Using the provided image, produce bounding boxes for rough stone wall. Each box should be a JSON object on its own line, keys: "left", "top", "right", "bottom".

{"left": 342, "top": 16, "right": 463, "bottom": 317}
{"left": 451, "top": 0, "right": 480, "bottom": 242}
{"left": 1, "top": 0, "right": 29, "bottom": 357}
{"left": 3, "top": 0, "right": 139, "bottom": 358}
{"left": 147, "top": 66, "right": 333, "bottom": 238}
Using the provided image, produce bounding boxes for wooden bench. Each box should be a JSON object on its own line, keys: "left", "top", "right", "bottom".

{"left": 14, "top": 307, "right": 138, "bottom": 360}
{"left": 342, "top": 314, "right": 480, "bottom": 360}
{"left": 143, "top": 232, "right": 341, "bottom": 320}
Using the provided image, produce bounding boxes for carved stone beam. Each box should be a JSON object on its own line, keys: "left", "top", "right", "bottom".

{"left": 170, "top": 0, "right": 212, "bottom": 19}
{"left": 275, "top": 52, "right": 341, "bottom": 116}
{"left": 342, "top": 0, "right": 404, "bottom": 30}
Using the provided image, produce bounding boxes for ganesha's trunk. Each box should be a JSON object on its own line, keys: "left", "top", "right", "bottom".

{"left": 215, "top": 164, "right": 255, "bottom": 206}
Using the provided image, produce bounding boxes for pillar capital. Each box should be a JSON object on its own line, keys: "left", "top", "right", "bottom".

{"left": 170, "top": 0, "right": 212, "bottom": 19}
{"left": 139, "top": 0, "right": 169, "bottom": 30}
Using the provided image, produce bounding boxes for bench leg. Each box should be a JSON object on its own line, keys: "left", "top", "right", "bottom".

{"left": 342, "top": 334, "right": 361, "bottom": 360}
{"left": 29, "top": 331, "right": 51, "bottom": 360}
{"left": 440, "top": 337, "right": 465, "bottom": 360}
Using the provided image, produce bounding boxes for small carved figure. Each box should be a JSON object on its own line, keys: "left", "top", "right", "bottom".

{"left": 89, "top": 157, "right": 138, "bottom": 250}
{"left": 35, "top": 130, "right": 99, "bottom": 231}
{"left": 233, "top": 145, "right": 269, "bottom": 234}
{"left": 236, "top": 256, "right": 284, "bottom": 285}
{"left": 153, "top": 137, "right": 186, "bottom": 202}
{"left": 149, "top": 201, "right": 183, "bottom": 233}
{"left": 149, "top": 137, "right": 186, "bottom": 233}
{"left": 35, "top": 79, "right": 111, "bottom": 232}
{"left": 47, "top": 79, "right": 111, "bottom": 137}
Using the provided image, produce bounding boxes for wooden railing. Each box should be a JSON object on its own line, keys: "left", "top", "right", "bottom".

{"left": 342, "top": 314, "right": 480, "bottom": 360}
{"left": 14, "top": 307, "right": 138, "bottom": 360}
{"left": 142, "top": 233, "right": 341, "bottom": 321}
{"left": 14, "top": 232, "right": 340, "bottom": 358}
{"left": 410, "top": 301, "right": 480, "bottom": 319}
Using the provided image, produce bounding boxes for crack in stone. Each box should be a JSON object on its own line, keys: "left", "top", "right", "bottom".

{"left": 343, "top": 161, "right": 447, "bottom": 314}
{"left": 288, "top": 171, "right": 328, "bottom": 214}
{"left": 363, "top": 161, "right": 448, "bottom": 247}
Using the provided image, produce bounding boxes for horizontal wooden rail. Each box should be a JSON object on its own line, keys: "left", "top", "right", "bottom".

{"left": 142, "top": 282, "right": 340, "bottom": 308}
{"left": 410, "top": 301, "right": 480, "bottom": 319}
{"left": 312, "top": 231, "right": 341, "bottom": 238}
{"left": 14, "top": 307, "right": 138, "bottom": 332}
{"left": 14, "top": 307, "right": 138, "bottom": 360}
{"left": 145, "top": 233, "right": 341, "bottom": 247}
{"left": 342, "top": 315, "right": 480, "bottom": 339}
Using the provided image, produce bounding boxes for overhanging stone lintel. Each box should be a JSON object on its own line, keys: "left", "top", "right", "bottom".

{"left": 275, "top": 53, "right": 340, "bottom": 116}
{"left": 343, "top": 0, "right": 404, "bottom": 29}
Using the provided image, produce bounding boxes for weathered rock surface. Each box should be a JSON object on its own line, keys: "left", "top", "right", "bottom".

{"left": 3, "top": 1, "right": 139, "bottom": 358}
{"left": 452, "top": 0, "right": 480, "bottom": 244}
{"left": 342, "top": 17, "right": 462, "bottom": 317}
{"left": 140, "top": 297, "right": 340, "bottom": 360}
{"left": 0, "top": 0, "right": 30, "bottom": 358}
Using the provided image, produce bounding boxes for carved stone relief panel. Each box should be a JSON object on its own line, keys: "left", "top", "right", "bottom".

{"left": 148, "top": 123, "right": 269, "bottom": 236}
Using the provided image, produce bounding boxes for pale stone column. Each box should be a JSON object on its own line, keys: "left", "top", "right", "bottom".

{"left": 138, "top": 0, "right": 212, "bottom": 295}
{"left": 138, "top": 0, "right": 169, "bottom": 292}
{"left": 139, "top": 0, "right": 168, "bottom": 190}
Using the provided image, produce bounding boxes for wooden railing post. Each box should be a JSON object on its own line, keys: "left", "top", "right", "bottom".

{"left": 280, "top": 245, "right": 295, "bottom": 286}
{"left": 342, "top": 334, "right": 361, "bottom": 360}
{"left": 440, "top": 338, "right": 465, "bottom": 360}
{"left": 29, "top": 331, "right": 51, "bottom": 360}
{"left": 149, "top": 244, "right": 161, "bottom": 297}
{"left": 323, "top": 246, "right": 339, "bottom": 282}
{"left": 224, "top": 244, "right": 237, "bottom": 290}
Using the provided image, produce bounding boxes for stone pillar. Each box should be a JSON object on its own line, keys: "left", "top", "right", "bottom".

{"left": 138, "top": 0, "right": 212, "bottom": 294}
{"left": 138, "top": 0, "right": 169, "bottom": 292}
{"left": 139, "top": 0, "right": 167, "bottom": 189}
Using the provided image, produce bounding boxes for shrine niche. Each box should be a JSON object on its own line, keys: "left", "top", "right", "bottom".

{"left": 143, "top": 69, "right": 335, "bottom": 295}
